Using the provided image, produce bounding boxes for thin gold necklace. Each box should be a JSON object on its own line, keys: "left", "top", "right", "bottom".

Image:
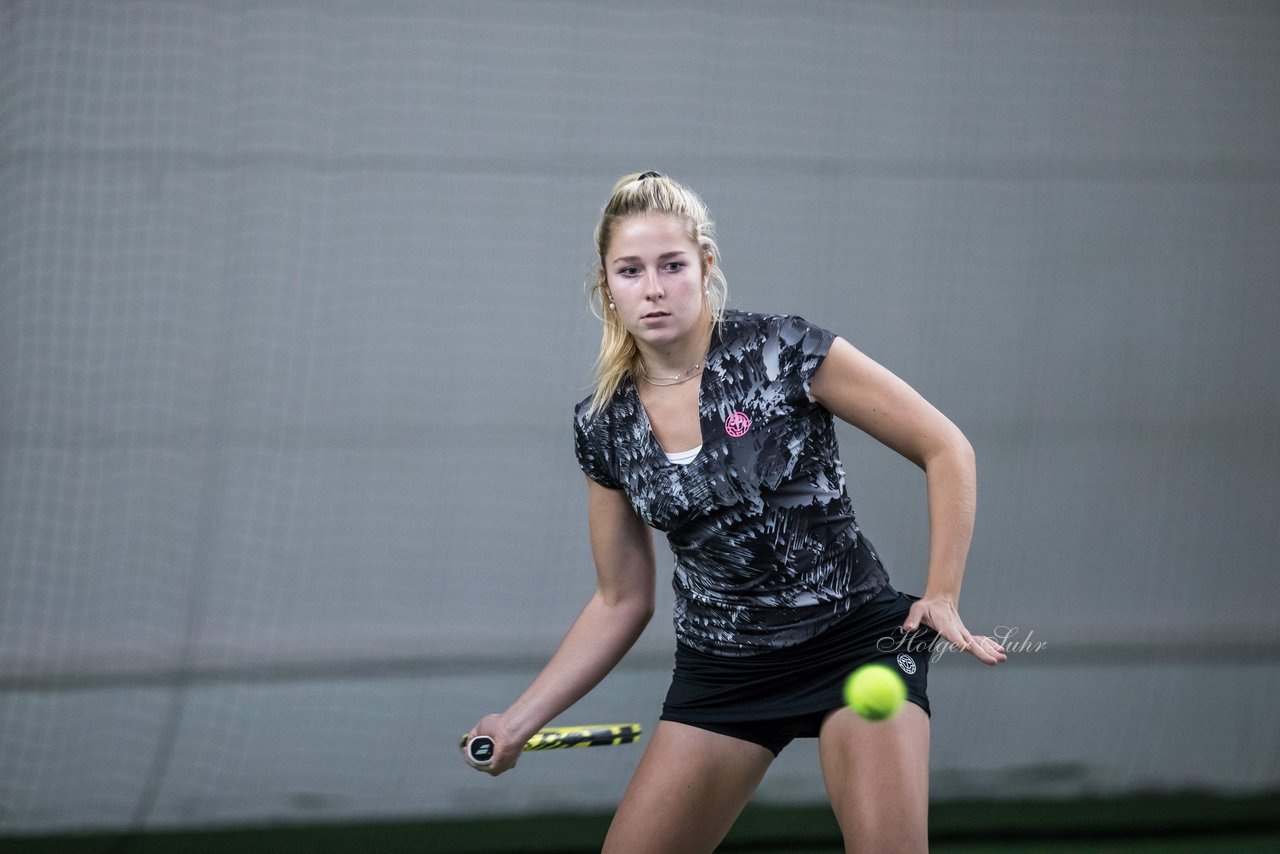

{"left": 641, "top": 361, "right": 704, "bottom": 387}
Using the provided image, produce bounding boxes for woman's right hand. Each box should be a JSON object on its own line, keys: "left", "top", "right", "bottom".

{"left": 462, "top": 713, "right": 523, "bottom": 776}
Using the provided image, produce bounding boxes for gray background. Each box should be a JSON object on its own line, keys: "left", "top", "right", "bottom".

{"left": 1, "top": 0, "right": 1278, "bottom": 834}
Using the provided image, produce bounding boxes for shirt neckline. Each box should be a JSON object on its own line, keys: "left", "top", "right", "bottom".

{"left": 630, "top": 318, "right": 725, "bottom": 467}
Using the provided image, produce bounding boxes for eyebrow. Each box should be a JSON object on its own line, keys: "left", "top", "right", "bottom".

{"left": 611, "top": 250, "right": 690, "bottom": 265}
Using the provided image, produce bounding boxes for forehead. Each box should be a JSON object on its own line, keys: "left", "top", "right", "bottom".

{"left": 607, "top": 214, "right": 697, "bottom": 259}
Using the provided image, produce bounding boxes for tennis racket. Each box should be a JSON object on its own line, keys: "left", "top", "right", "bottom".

{"left": 462, "top": 723, "right": 642, "bottom": 767}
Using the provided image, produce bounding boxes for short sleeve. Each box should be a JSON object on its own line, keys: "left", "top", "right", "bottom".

{"left": 776, "top": 314, "right": 838, "bottom": 395}
{"left": 573, "top": 398, "right": 623, "bottom": 490}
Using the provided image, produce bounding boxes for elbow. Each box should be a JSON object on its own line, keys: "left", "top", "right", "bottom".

{"left": 600, "top": 587, "right": 655, "bottom": 628}
{"left": 922, "top": 428, "right": 975, "bottom": 473}
{"left": 626, "top": 595, "right": 656, "bottom": 628}
{"left": 613, "top": 595, "right": 655, "bottom": 641}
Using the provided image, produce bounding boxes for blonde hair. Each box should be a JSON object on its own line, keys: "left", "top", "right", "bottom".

{"left": 586, "top": 171, "right": 728, "bottom": 415}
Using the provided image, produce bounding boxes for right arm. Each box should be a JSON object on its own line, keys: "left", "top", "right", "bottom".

{"left": 463, "top": 478, "right": 656, "bottom": 775}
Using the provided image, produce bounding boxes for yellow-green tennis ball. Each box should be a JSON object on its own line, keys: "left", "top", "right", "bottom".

{"left": 843, "top": 663, "right": 907, "bottom": 721}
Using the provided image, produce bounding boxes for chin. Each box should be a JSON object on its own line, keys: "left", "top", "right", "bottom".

{"left": 633, "top": 325, "right": 682, "bottom": 345}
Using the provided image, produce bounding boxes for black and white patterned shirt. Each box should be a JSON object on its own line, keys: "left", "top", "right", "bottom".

{"left": 573, "top": 310, "right": 889, "bottom": 656}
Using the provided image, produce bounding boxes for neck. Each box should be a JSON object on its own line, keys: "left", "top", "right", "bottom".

{"left": 637, "top": 318, "right": 714, "bottom": 380}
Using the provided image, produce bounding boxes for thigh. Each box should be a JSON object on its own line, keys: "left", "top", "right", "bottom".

{"left": 818, "top": 703, "right": 930, "bottom": 854}
{"left": 603, "top": 720, "right": 774, "bottom": 854}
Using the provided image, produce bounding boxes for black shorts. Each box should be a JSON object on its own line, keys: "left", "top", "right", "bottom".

{"left": 660, "top": 584, "right": 936, "bottom": 756}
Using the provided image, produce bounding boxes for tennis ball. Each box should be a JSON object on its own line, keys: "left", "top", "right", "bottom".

{"left": 843, "top": 663, "right": 907, "bottom": 721}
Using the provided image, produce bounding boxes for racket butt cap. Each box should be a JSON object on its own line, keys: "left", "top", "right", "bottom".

{"left": 465, "top": 734, "right": 495, "bottom": 766}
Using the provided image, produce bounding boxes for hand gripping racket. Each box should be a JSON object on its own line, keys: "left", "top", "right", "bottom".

{"left": 462, "top": 723, "right": 642, "bottom": 767}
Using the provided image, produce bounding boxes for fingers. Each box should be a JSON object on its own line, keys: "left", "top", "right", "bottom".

{"left": 956, "top": 631, "right": 1006, "bottom": 665}
{"left": 906, "top": 597, "right": 1008, "bottom": 666}
{"left": 462, "top": 715, "right": 519, "bottom": 775}
{"left": 462, "top": 734, "right": 512, "bottom": 776}
{"left": 968, "top": 634, "right": 1008, "bottom": 665}
{"left": 462, "top": 736, "right": 501, "bottom": 775}
{"left": 904, "top": 598, "right": 965, "bottom": 649}
{"left": 901, "top": 601, "right": 925, "bottom": 633}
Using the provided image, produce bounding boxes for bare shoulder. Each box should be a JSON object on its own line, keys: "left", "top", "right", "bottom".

{"left": 810, "top": 337, "right": 968, "bottom": 468}
{"left": 809, "top": 337, "right": 912, "bottom": 413}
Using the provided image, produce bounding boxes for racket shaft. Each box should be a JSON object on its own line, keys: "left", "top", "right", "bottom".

{"left": 525, "top": 724, "right": 641, "bottom": 751}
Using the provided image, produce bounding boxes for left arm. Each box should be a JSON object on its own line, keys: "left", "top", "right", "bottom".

{"left": 809, "top": 336, "right": 1005, "bottom": 665}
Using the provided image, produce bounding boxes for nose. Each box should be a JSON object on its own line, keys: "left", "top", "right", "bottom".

{"left": 642, "top": 268, "right": 665, "bottom": 300}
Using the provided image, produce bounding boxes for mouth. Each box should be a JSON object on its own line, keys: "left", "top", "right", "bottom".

{"left": 641, "top": 310, "right": 670, "bottom": 320}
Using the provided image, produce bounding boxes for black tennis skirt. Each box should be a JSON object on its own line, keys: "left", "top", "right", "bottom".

{"left": 661, "top": 584, "right": 937, "bottom": 733}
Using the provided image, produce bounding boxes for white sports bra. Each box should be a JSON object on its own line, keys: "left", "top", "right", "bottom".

{"left": 664, "top": 444, "right": 702, "bottom": 466}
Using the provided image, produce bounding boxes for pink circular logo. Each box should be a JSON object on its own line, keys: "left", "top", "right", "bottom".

{"left": 724, "top": 411, "right": 751, "bottom": 438}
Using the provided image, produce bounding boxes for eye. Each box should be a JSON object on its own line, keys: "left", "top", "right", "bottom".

{"left": 663, "top": 261, "right": 685, "bottom": 273}
{"left": 615, "top": 266, "right": 640, "bottom": 278}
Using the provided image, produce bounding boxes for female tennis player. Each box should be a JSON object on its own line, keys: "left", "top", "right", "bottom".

{"left": 464, "top": 171, "right": 1006, "bottom": 853}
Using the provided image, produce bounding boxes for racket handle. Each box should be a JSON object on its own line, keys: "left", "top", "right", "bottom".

{"left": 465, "top": 734, "right": 496, "bottom": 767}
